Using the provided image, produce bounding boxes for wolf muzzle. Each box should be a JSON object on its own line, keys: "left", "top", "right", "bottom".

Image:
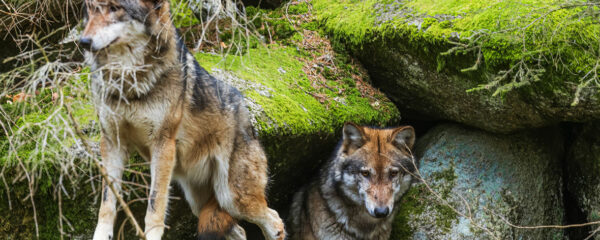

{"left": 373, "top": 206, "right": 390, "bottom": 218}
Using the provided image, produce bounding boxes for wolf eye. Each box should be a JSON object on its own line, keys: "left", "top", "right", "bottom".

{"left": 109, "top": 5, "right": 119, "bottom": 12}
{"left": 360, "top": 170, "right": 370, "bottom": 178}
{"left": 390, "top": 170, "right": 399, "bottom": 178}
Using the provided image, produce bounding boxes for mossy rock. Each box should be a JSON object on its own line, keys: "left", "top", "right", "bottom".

{"left": 312, "top": 0, "right": 600, "bottom": 133}
{"left": 391, "top": 124, "right": 564, "bottom": 239}
{"left": 566, "top": 122, "right": 600, "bottom": 239}
{"left": 241, "top": 0, "right": 285, "bottom": 8}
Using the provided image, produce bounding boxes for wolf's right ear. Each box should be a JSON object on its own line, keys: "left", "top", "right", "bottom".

{"left": 342, "top": 122, "right": 365, "bottom": 154}
{"left": 391, "top": 126, "right": 415, "bottom": 151}
{"left": 81, "top": 0, "right": 88, "bottom": 20}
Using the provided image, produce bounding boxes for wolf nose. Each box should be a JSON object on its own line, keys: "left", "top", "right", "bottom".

{"left": 79, "top": 37, "right": 93, "bottom": 50}
{"left": 374, "top": 207, "right": 390, "bottom": 218}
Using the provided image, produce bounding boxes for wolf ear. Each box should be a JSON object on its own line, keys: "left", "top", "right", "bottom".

{"left": 342, "top": 122, "right": 366, "bottom": 154}
{"left": 140, "top": 0, "right": 165, "bottom": 9}
{"left": 391, "top": 126, "right": 415, "bottom": 150}
{"left": 81, "top": 1, "right": 88, "bottom": 20}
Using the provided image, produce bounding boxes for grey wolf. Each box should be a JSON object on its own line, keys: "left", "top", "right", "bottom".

{"left": 79, "top": 0, "right": 285, "bottom": 239}
{"left": 288, "top": 123, "right": 417, "bottom": 240}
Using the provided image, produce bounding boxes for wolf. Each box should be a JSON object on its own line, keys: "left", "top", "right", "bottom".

{"left": 79, "top": 0, "right": 285, "bottom": 239}
{"left": 288, "top": 123, "right": 417, "bottom": 240}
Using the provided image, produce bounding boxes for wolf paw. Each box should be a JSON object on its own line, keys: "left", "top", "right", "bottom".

{"left": 266, "top": 210, "right": 286, "bottom": 240}
{"left": 92, "top": 224, "right": 113, "bottom": 240}
{"left": 145, "top": 225, "right": 165, "bottom": 240}
{"left": 275, "top": 230, "right": 285, "bottom": 240}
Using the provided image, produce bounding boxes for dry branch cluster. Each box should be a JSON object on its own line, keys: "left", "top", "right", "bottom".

{"left": 443, "top": 1, "right": 600, "bottom": 104}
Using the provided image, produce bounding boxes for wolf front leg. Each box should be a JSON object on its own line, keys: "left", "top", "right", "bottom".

{"left": 145, "top": 138, "right": 177, "bottom": 240}
{"left": 93, "top": 136, "right": 128, "bottom": 240}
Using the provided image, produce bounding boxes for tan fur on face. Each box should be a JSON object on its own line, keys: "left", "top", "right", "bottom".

{"left": 352, "top": 125, "right": 415, "bottom": 207}
{"left": 288, "top": 123, "right": 416, "bottom": 240}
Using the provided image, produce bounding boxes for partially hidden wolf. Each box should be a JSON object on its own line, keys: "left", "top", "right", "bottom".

{"left": 79, "top": 0, "right": 285, "bottom": 239}
{"left": 289, "top": 123, "right": 417, "bottom": 240}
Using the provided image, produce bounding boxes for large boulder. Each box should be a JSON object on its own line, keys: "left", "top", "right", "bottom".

{"left": 312, "top": 0, "right": 600, "bottom": 133}
{"left": 391, "top": 124, "right": 565, "bottom": 239}
{"left": 566, "top": 122, "right": 600, "bottom": 239}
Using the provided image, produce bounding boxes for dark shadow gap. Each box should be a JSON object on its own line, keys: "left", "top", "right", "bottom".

{"left": 561, "top": 123, "right": 592, "bottom": 239}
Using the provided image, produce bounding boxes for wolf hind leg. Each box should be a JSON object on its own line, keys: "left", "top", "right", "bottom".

{"left": 226, "top": 224, "right": 246, "bottom": 240}
{"left": 214, "top": 139, "right": 285, "bottom": 240}
{"left": 176, "top": 178, "right": 211, "bottom": 216}
{"left": 197, "top": 195, "right": 240, "bottom": 240}
{"left": 178, "top": 175, "right": 244, "bottom": 240}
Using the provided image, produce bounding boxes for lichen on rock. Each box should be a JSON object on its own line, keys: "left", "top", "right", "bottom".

{"left": 391, "top": 124, "right": 565, "bottom": 239}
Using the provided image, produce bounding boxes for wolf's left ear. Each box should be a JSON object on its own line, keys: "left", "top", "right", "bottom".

{"left": 391, "top": 126, "right": 415, "bottom": 150}
{"left": 342, "top": 122, "right": 366, "bottom": 154}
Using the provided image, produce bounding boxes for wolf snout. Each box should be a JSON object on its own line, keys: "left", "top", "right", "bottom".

{"left": 373, "top": 206, "right": 390, "bottom": 218}
{"left": 79, "top": 37, "right": 93, "bottom": 50}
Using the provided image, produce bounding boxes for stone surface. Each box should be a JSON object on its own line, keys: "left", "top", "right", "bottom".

{"left": 391, "top": 124, "right": 565, "bottom": 240}
{"left": 566, "top": 122, "right": 600, "bottom": 239}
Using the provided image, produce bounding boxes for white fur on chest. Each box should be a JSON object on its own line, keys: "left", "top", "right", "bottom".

{"left": 96, "top": 98, "right": 169, "bottom": 146}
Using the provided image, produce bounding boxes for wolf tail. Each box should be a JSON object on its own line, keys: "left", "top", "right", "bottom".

{"left": 197, "top": 195, "right": 236, "bottom": 240}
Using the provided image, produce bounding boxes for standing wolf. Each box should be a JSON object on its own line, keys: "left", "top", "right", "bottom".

{"left": 289, "top": 123, "right": 417, "bottom": 240}
{"left": 79, "top": 0, "right": 285, "bottom": 239}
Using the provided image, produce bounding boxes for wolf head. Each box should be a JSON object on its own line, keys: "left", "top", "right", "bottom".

{"left": 80, "top": 0, "right": 173, "bottom": 55}
{"left": 333, "top": 123, "right": 416, "bottom": 219}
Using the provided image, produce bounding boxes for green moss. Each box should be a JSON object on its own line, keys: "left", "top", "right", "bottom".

{"left": 433, "top": 203, "right": 458, "bottom": 232}
{"left": 195, "top": 45, "right": 399, "bottom": 136}
{"left": 429, "top": 165, "right": 459, "bottom": 232}
{"left": 431, "top": 163, "right": 457, "bottom": 199}
{"left": 170, "top": 0, "right": 200, "bottom": 28}
{"left": 312, "top": 0, "right": 600, "bottom": 97}
{"left": 311, "top": 0, "right": 378, "bottom": 46}
{"left": 391, "top": 164, "right": 460, "bottom": 239}
{"left": 391, "top": 187, "right": 425, "bottom": 240}
{"left": 0, "top": 94, "right": 96, "bottom": 166}
{"left": 314, "top": 0, "right": 598, "bottom": 67}
{"left": 0, "top": 90, "right": 97, "bottom": 233}
{"left": 0, "top": 168, "right": 98, "bottom": 239}
{"left": 287, "top": 2, "right": 309, "bottom": 15}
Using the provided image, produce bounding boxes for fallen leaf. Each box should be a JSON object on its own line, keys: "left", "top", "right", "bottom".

{"left": 13, "top": 92, "right": 29, "bottom": 103}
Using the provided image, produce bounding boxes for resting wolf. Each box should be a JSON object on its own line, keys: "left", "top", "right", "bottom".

{"left": 79, "top": 0, "right": 285, "bottom": 239}
{"left": 289, "top": 123, "right": 417, "bottom": 240}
